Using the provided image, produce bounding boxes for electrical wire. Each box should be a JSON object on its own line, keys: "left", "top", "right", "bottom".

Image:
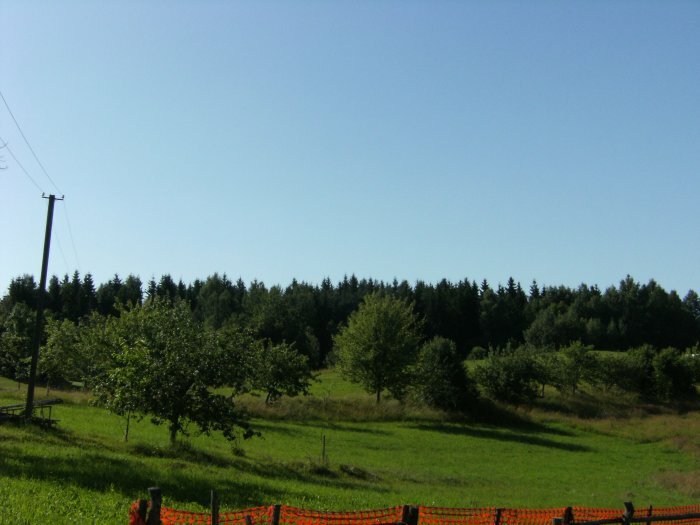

{"left": 0, "top": 89, "right": 63, "bottom": 195}
{"left": 0, "top": 136, "right": 46, "bottom": 193}
{"left": 0, "top": 90, "right": 82, "bottom": 276}
{"left": 61, "top": 200, "right": 81, "bottom": 272}
{"left": 54, "top": 231, "right": 71, "bottom": 277}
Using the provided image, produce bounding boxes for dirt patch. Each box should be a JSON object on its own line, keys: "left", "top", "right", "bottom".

{"left": 655, "top": 471, "right": 700, "bottom": 498}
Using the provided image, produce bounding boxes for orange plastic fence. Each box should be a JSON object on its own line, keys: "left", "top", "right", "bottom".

{"left": 502, "top": 508, "right": 572, "bottom": 525}
{"left": 161, "top": 505, "right": 271, "bottom": 525}
{"left": 151, "top": 504, "right": 700, "bottom": 525}
{"left": 419, "top": 506, "right": 497, "bottom": 525}
{"left": 279, "top": 505, "right": 405, "bottom": 525}
{"left": 647, "top": 507, "right": 700, "bottom": 525}
{"left": 569, "top": 508, "right": 621, "bottom": 523}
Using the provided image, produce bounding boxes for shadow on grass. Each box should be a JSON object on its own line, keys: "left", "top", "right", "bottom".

{"left": 249, "top": 421, "right": 305, "bottom": 436}
{"left": 441, "top": 399, "right": 575, "bottom": 436}
{"left": 409, "top": 422, "right": 591, "bottom": 452}
{"left": 251, "top": 419, "right": 391, "bottom": 436}
{"left": 0, "top": 422, "right": 385, "bottom": 508}
{"left": 130, "top": 439, "right": 382, "bottom": 490}
{"left": 296, "top": 420, "right": 393, "bottom": 435}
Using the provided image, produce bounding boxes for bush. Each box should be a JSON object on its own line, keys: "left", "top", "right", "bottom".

{"left": 624, "top": 344, "right": 658, "bottom": 399}
{"left": 474, "top": 348, "right": 539, "bottom": 405}
{"left": 683, "top": 344, "right": 700, "bottom": 382}
{"left": 468, "top": 346, "right": 488, "bottom": 360}
{"left": 593, "top": 345, "right": 696, "bottom": 402}
{"left": 589, "top": 352, "right": 639, "bottom": 392}
{"left": 412, "top": 337, "right": 478, "bottom": 412}
{"left": 554, "top": 341, "right": 597, "bottom": 395}
{"left": 653, "top": 347, "right": 696, "bottom": 401}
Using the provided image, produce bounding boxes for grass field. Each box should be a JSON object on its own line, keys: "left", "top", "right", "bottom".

{"left": 0, "top": 373, "right": 699, "bottom": 524}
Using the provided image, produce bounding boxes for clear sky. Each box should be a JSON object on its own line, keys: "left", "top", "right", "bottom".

{"left": 1, "top": 1, "right": 699, "bottom": 296}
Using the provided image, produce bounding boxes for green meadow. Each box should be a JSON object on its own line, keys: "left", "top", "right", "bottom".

{"left": 0, "top": 373, "right": 698, "bottom": 525}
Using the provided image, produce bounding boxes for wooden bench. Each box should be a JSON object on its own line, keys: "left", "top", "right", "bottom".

{"left": 0, "top": 398, "right": 63, "bottom": 426}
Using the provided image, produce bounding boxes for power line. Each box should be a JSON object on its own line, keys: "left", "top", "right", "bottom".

{"left": 0, "top": 89, "right": 63, "bottom": 195}
{"left": 61, "top": 200, "right": 81, "bottom": 272}
{"left": 54, "top": 231, "right": 71, "bottom": 277}
{"left": 0, "top": 137, "right": 46, "bottom": 193}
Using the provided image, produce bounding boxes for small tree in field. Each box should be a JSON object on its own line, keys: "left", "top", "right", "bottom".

{"left": 333, "top": 292, "right": 421, "bottom": 403}
{"left": 92, "top": 300, "right": 254, "bottom": 445}
{"left": 251, "top": 341, "right": 313, "bottom": 404}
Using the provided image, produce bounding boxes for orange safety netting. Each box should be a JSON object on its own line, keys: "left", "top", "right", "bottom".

{"left": 501, "top": 508, "right": 571, "bottom": 525}
{"left": 140, "top": 504, "right": 700, "bottom": 525}
{"left": 160, "top": 505, "right": 271, "bottom": 525}
{"left": 643, "top": 506, "right": 700, "bottom": 525}
{"left": 419, "top": 506, "right": 497, "bottom": 525}
{"left": 570, "top": 507, "right": 623, "bottom": 523}
{"left": 220, "top": 506, "right": 273, "bottom": 525}
{"left": 279, "top": 505, "right": 405, "bottom": 525}
{"left": 129, "top": 500, "right": 147, "bottom": 525}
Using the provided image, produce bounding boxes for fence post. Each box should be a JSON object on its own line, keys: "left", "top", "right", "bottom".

{"left": 270, "top": 504, "right": 282, "bottom": 525}
{"left": 563, "top": 507, "right": 574, "bottom": 525}
{"left": 411, "top": 506, "right": 420, "bottom": 525}
{"left": 147, "top": 487, "right": 162, "bottom": 525}
{"left": 402, "top": 506, "right": 419, "bottom": 525}
{"left": 494, "top": 508, "right": 503, "bottom": 525}
{"left": 138, "top": 500, "right": 148, "bottom": 522}
{"left": 645, "top": 506, "right": 653, "bottom": 525}
{"left": 211, "top": 489, "right": 220, "bottom": 525}
{"left": 622, "top": 502, "right": 635, "bottom": 525}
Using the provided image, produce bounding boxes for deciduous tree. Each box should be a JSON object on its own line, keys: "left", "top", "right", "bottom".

{"left": 92, "top": 300, "right": 254, "bottom": 445}
{"left": 333, "top": 293, "right": 421, "bottom": 403}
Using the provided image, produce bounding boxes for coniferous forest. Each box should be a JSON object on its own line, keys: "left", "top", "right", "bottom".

{"left": 2, "top": 272, "right": 699, "bottom": 370}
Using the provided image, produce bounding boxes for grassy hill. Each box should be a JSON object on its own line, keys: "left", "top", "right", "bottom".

{"left": 0, "top": 373, "right": 698, "bottom": 524}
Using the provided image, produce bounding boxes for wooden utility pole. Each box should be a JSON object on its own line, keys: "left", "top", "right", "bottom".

{"left": 25, "top": 193, "right": 63, "bottom": 417}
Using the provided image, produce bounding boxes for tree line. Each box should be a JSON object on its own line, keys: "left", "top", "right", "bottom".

{"left": 2, "top": 272, "right": 699, "bottom": 368}
{"left": 1, "top": 272, "right": 698, "bottom": 444}
{"left": 333, "top": 293, "right": 700, "bottom": 413}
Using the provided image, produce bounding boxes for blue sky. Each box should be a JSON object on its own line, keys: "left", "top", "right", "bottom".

{"left": 1, "top": 1, "right": 699, "bottom": 295}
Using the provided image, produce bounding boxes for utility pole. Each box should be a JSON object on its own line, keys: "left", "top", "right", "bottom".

{"left": 25, "top": 193, "right": 63, "bottom": 417}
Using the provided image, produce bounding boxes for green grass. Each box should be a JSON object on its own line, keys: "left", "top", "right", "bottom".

{"left": 1, "top": 373, "right": 699, "bottom": 524}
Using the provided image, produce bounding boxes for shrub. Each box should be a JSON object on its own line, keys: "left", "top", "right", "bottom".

{"left": 474, "top": 348, "right": 539, "bottom": 405}
{"left": 554, "top": 341, "right": 598, "bottom": 395}
{"left": 589, "top": 352, "right": 639, "bottom": 392}
{"left": 594, "top": 345, "right": 696, "bottom": 402}
{"left": 624, "top": 344, "right": 658, "bottom": 399}
{"left": 653, "top": 347, "right": 696, "bottom": 401}
{"left": 683, "top": 344, "right": 700, "bottom": 382}
{"left": 412, "top": 337, "right": 478, "bottom": 412}
{"left": 468, "top": 346, "right": 488, "bottom": 360}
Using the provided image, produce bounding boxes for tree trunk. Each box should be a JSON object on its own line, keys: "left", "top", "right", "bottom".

{"left": 124, "top": 410, "right": 131, "bottom": 442}
{"left": 376, "top": 389, "right": 381, "bottom": 404}
{"left": 169, "top": 422, "right": 178, "bottom": 445}
{"left": 46, "top": 381, "right": 51, "bottom": 397}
